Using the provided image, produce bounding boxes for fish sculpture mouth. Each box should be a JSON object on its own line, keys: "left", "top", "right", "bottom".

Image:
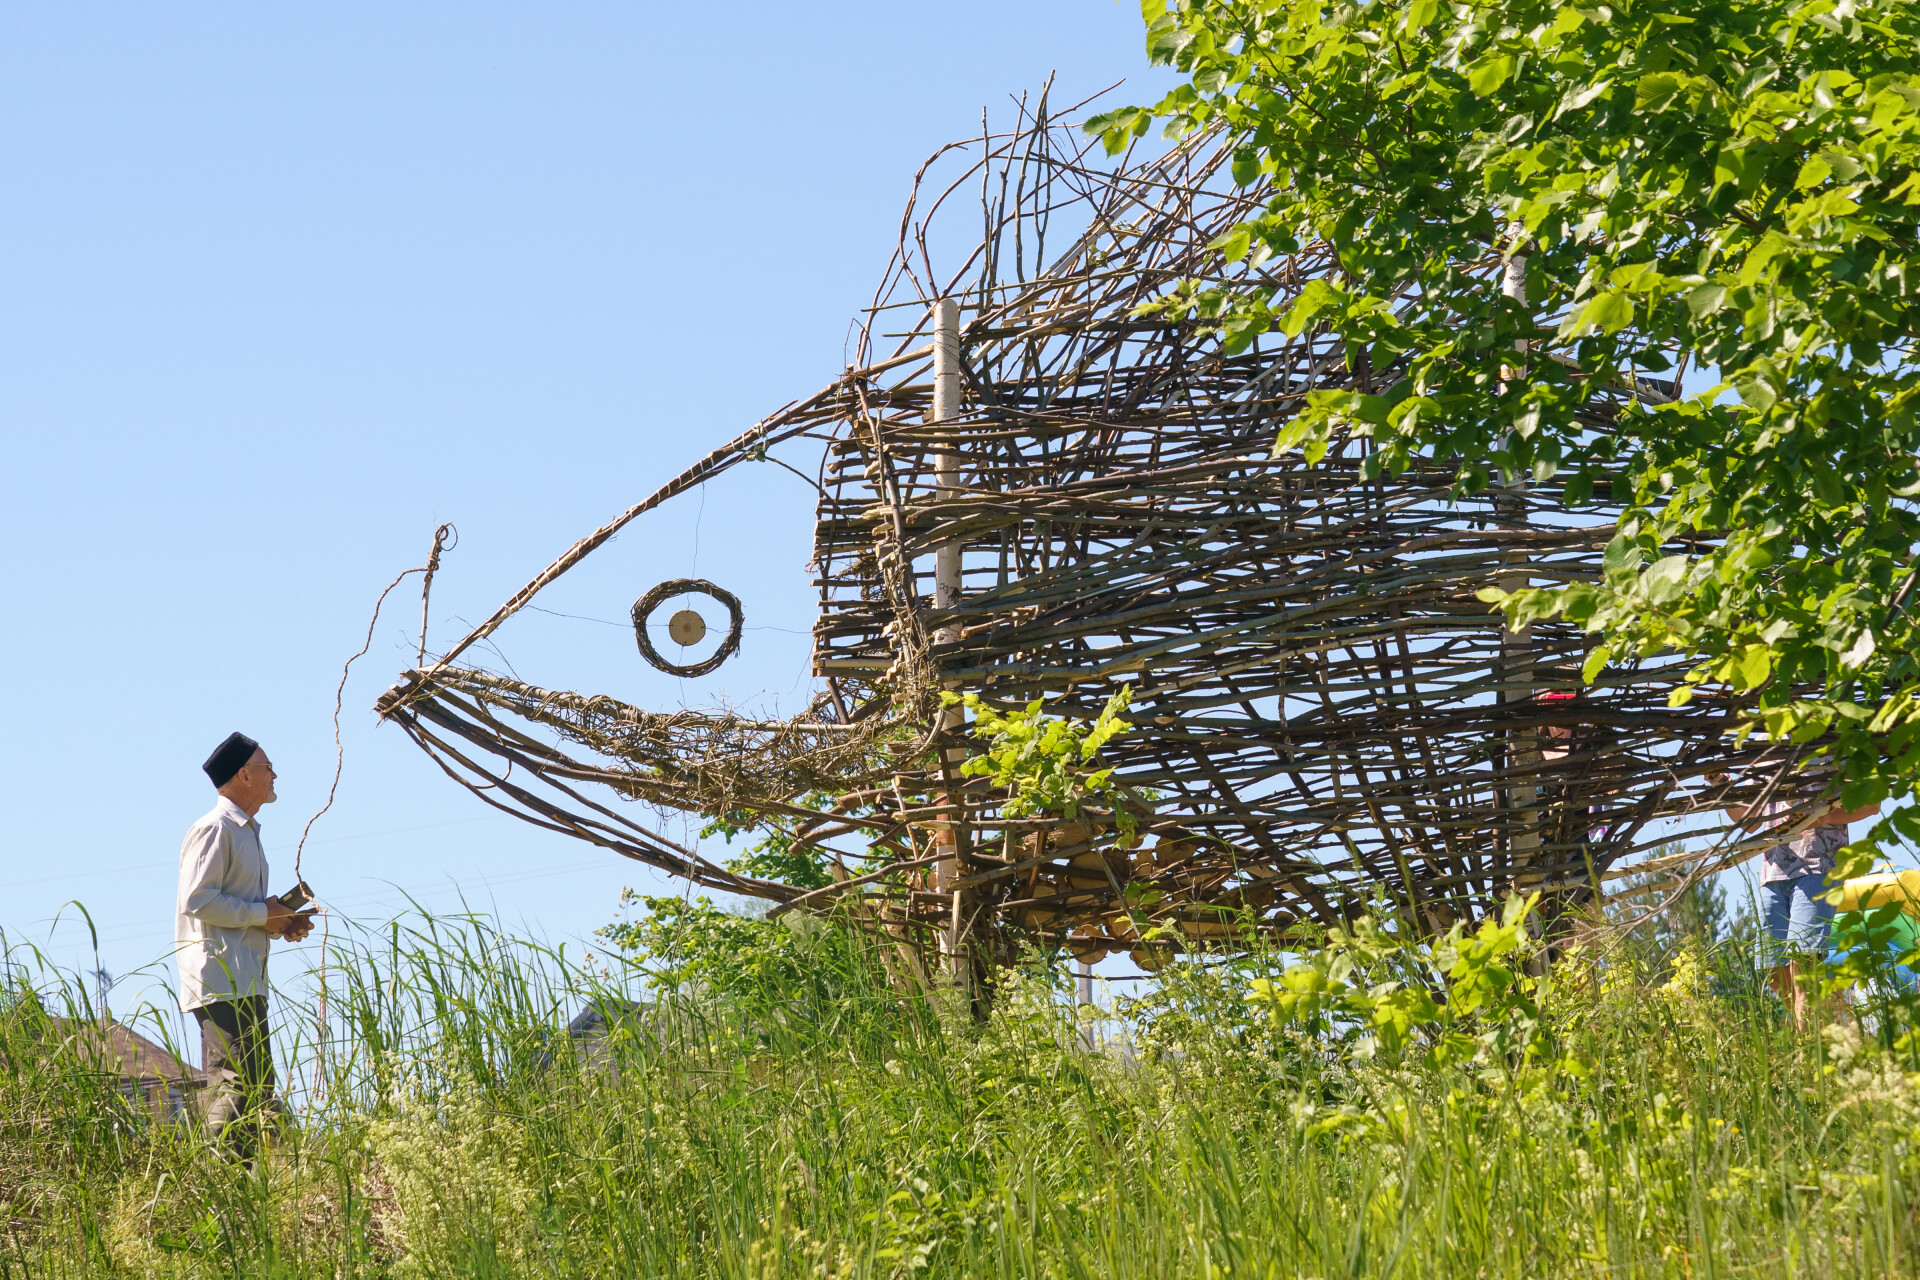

{"left": 376, "top": 92, "right": 1823, "bottom": 966}
{"left": 375, "top": 666, "right": 871, "bottom": 904}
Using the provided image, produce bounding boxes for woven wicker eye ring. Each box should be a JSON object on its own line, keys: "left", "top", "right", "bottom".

{"left": 630, "top": 579, "right": 743, "bottom": 678}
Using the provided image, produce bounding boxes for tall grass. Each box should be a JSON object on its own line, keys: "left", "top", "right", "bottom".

{"left": 3, "top": 904, "right": 1918, "bottom": 1278}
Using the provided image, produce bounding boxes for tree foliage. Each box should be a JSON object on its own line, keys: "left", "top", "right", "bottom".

{"left": 1249, "top": 893, "right": 1553, "bottom": 1068}
{"left": 698, "top": 794, "right": 840, "bottom": 891}
{"left": 597, "top": 891, "right": 858, "bottom": 1005}
{"left": 1094, "top": 0, "right": 1920, "bottom": 868}
{"left": 941, "top": 687, "right": 1146, "bottom": 847}
{"left": 597, "top": 796, "right": 850, "bottom": 1002}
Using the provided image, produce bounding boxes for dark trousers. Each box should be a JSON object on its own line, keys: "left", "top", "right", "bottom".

{"left": 192, "top": 996, "right": 277, "bottom": 1155}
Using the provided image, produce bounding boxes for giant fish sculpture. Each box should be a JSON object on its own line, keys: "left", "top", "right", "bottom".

{"left": 376, "top": 98, "right": 1807, "bottom": 974}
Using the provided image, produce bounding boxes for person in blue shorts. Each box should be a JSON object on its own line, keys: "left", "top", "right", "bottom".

{"left": 1726, "top": 788, "right": 1879, "bottom": 1029}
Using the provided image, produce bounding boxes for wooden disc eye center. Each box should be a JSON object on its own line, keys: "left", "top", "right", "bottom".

{"left": 668, "top": 609, "right": 707, "bottom": 646}
{"left": 630, "top": 578, "right": 744, "bottom": 678}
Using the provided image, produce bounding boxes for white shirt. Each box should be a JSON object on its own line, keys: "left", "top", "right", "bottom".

{"left": 175, "top": 796, "right": 272, "bottom": 1012}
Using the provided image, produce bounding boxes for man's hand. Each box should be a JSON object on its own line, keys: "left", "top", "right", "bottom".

{"left": 264, "top": 896, "right": 320, "bottom": 941}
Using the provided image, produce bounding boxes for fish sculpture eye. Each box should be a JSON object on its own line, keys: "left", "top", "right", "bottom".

{"left": 630, "top": 579, "right": 743, "bottom": 678}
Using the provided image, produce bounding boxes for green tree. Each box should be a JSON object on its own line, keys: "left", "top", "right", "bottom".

{"left": 940, "top": 687, "right": 1146, "bottom": 848}
{"left": 598, "top": 797, "right": 851, "bottom": 1004}
{"left": 698, "top": 793, "right": 839, "bottom": 891}
{"left": 597, "top": 891, "right": 853, "bottom": 1004}
{"left": 1093, "top": 0, "right": 1920, "bottom": 871}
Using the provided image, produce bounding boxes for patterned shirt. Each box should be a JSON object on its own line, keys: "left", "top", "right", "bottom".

{"left": 1756, "top": 801, "right": 1848, "bottom": 885}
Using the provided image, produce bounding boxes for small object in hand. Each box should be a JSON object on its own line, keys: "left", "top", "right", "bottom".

{"left": 271, "top": 882, "right": 318, "bottom": 941}
{"left": 668, "top": 609, "right": 707, "bottom": 646}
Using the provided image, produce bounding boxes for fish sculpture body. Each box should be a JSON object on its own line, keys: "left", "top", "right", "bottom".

{"left": 378, "top": 105, "right": 1803, "bottom": 963}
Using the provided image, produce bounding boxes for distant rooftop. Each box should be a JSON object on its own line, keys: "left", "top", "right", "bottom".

{"left": 42, "top": 1017, "right": 202, "bottom": 1123}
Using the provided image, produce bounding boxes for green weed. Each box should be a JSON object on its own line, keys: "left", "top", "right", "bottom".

{"left": 2, "top": 898, "right": 1917, "bottom": 1278}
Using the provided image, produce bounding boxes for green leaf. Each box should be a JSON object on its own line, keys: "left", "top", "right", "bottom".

{"left": 1568, "top": 290, "right": 1634, "bottom": 336}
{"left": 1713, "top": 140, "right": 1758, "bottom": 194}
{"left": 1734, "top": 644, "right": 1772, "bottom": 690}
{"left": 1559, "top": 583, "right": 1599, "bottom": 621}
{"left": 1231, "top": 146, "right": 1262, "bottom": 187}
{"left": 1280, "top": 278, "right": 1341, "bottom": 338}
{"left": 1643, "top": 554, "right": 1689, "bottom": 605}
{"left": 1732, "top": 370, "right": 1777, "bottom": 412}
{"left": 1467, "top": 53, "right": 1516, "bottom": 96}
{"left": 1634, "top": 72, "right": 1688, "bottom": 112}
{"left": 1560, "top": 77, "right": 1611, "bottom": 112}
{"left": 1546, "top": 7, "right": 1587, "bottom": 40}
{"left": 1870, "top": 691, "right": 1917, "bottom": 733}
{"left": 1738, "top": 232, "right": 1789, "bottom": 288}
{"left": 1610, "top": 261, "right": 1657, "bottom": 291}
{"left": 1686, "top": 282, "right": 1726, "bottom": 318}
{"left": 1841, "top": 628, "right": 1878, "bottom": 669}
{"left": 1794, "top": 154, "right": 1834, "bottom": 190}
{"left": 1210, "top": 225, "right": 1252, "bottom": 262}
{"left": 1145, "top": 13, "right": 1193, "bottom": 63}
{"left": 1084, "top": 107, "right": 1153, "bottom": 155}
{"left": 1582, "top": 644, "right": 1613, "bottom": 683}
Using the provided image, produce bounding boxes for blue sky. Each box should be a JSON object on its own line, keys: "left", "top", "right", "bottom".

{"left": 0, "top": 3, "right": 1175, "bottom": 1021}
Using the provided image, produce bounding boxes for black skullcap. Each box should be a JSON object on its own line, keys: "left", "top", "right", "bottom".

{"left": 202, "top": 732, "right": 260, "bottom": 788}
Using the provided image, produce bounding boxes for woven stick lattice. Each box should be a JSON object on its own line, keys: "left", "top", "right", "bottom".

{"left": 376, "top": 91, "right": 1822, "bottom": 968}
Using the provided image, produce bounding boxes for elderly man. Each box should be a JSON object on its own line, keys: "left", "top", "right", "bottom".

{"left": 177, "top": 732, "right": 314, "bottom": 1156}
